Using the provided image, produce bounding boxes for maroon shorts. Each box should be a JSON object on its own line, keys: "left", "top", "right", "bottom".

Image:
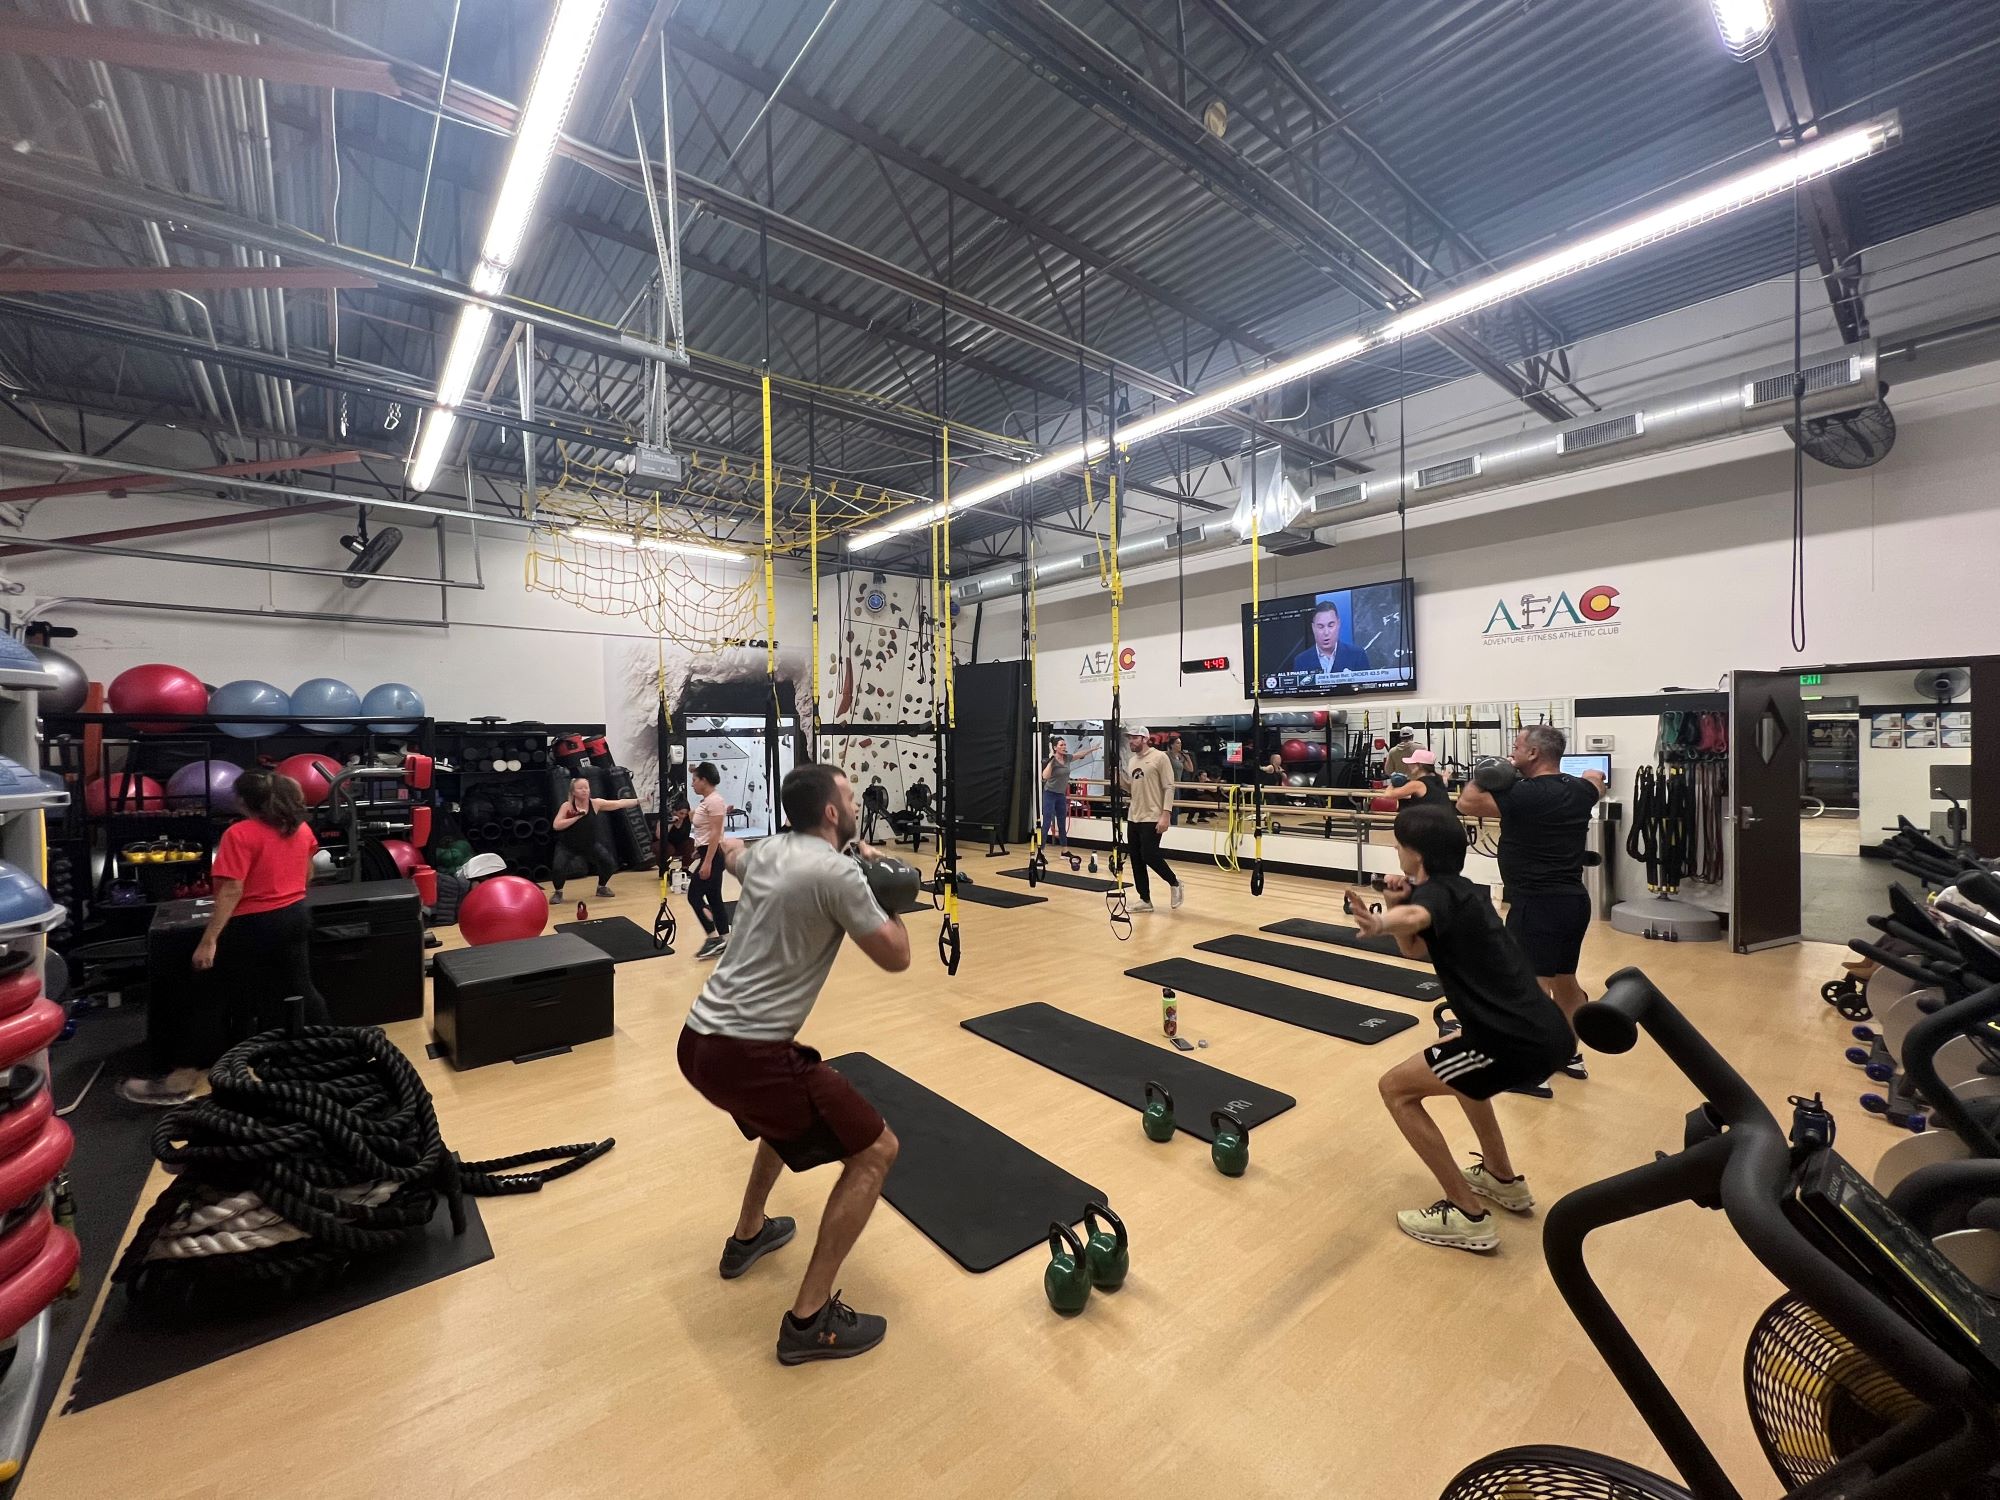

{"left": 677, "top": 1027, "right": 885, "bottom": 1172}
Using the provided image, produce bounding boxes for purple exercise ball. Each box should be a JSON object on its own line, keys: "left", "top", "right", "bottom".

{"left": 165, "top": 758, "right": 244, "bottom": 810}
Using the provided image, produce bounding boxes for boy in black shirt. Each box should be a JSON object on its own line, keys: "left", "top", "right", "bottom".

{"left": 1350, "top": 803, "right": 1574, "bottom": 1252}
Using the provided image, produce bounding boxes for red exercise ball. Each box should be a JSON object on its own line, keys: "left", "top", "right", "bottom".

{"left": 457, "top": 875, "right": 549, "bottom": 946}
{"left": 107, "top": 663, "right": 208, "bottom": 732}
{"left": 1281, "top": 738, "right": 1309, "bottom": 762}
{"left": 274, "top": 754, "right": 342, "bottom": 808}
{"left": 378, "top": 838, "right": 420, "bottom": 878}
{"left": 84, "top": 773, "right": 165, "bottom": 816}
{"left": 1311, "top": 710, "right": 1330, "bottom": 728}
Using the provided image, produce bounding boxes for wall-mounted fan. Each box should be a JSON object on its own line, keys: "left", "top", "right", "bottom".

{"left": 340, "top": 511, "right": 402, "bottom": 588}
{"left": 1911, "top": 666, "right": 1970, "bottom": 706}
{"left": 1788, "top": 382, "right": 1895, "bottom": 469}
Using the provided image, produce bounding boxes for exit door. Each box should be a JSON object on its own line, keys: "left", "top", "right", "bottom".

{"left": 1730, "top": 670, "right": 1805, "bottom": 952}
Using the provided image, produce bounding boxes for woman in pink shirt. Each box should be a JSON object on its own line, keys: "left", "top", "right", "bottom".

{"left": 688, "top": 761, "right": 731, "bottom": 960}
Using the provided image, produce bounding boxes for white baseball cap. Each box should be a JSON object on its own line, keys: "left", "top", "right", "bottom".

{"left": 1125, "top": 725, "right": 1151, "bottom": 738}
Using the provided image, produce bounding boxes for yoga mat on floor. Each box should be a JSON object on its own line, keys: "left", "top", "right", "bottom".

{"left": 556, "top": 915, "right": 671, "bottom": 963}
{"left": 961, "top": 1002, "right": 1294, "bottom": 1140}
{"left": 997, "top": 867, "right": 1117, "bottom": 893}
{"left": 827, "top": 1053, "right": 1101, "bottom": 1272}
{"left": 1127, "top": 958, "right": 1416, "bottom": 1044}
{"left": 922, "top": 881, "right": 1047, "bottom": 909}
{"left": 1195, "top": 933, "right": 1445, "bottom": 1003}
{"left": 64, "top": 1199, "right": 492, "bottom": 1413}
{"left": 1260, "top": 916, "right": 1408, "bottom": 960}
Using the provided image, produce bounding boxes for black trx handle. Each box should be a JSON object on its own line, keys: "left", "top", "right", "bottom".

{"left": 1104, "top": 889, "right": 1132, "bottom": 941}
{"left": 931, "top": 857, "right": 947, "bottom": 910}
{"left": 938, "top": 914, "right": 962, "bottom": 975}
{"left": 1027, "top": 847, "right": 1046, "bottom": 886}
{"left": 652, "top": 899, "right": 677, "bottom": 952}
{"left": 1250, "top": 862, "right": 1265, "bottom": 898}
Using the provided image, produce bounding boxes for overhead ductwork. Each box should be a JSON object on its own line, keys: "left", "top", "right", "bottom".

{"left": 953, "top": 339, "right": 1878, "bottom": 603}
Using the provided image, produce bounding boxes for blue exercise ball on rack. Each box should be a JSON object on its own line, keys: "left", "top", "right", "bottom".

{"left": 0, "top": 861, "right": 55, "bottom": 930}
{"left": 360, "top": 682, "right": 425, "bottom": 735}
{"left": 209, "top": 680, "right": 291, "bottom": 739}
{"left": 292, "top": 677, "right": 361, "bottom": 734}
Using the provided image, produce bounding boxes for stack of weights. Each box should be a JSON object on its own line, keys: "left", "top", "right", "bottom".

{"left": 0, "top": 953, "right": 80, "bottom": 1338}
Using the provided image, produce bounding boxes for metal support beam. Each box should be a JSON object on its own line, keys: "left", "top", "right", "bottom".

{"left": 940, "top": 0, "right": 1575, "bottom": 423}
{"left": 1753, "top": 1, "right": 1869, "bottom": 343}
{"left": 0, "top": 447, "right": 362, "bottom": 502}
{"left": 0, "top": 265, "right": 374, "bottom": 294}
{"left": 0, "top": 17, "right": 402, "bottom": 94}
{"left": 0, "top": 500, "right": 344, "bottom": 557}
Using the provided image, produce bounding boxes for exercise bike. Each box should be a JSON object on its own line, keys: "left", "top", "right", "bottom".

{"left": 1440, "top": 968, "right": 2000, "bottom": 1500}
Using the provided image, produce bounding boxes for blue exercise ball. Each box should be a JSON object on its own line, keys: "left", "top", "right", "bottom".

{"left": 360, "top": 681, "right": 425, "bottom": 734}
{"left": 209, "top": 679, "right": 291, "bottom": 738}
{"left": 0, "top": 860, "right": 54, "bottom": 928}
{"left": 292, "top": 677, "right": 361, "bottom": 734}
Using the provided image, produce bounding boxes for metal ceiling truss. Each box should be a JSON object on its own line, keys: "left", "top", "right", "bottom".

{"left": 940, "top": 0, "right": 1587, "bottom": 424}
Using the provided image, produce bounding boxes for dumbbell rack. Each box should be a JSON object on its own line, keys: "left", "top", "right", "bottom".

{"left": 433, "top": 722, "right": 604, "bottom": 881}
{"left": 0, "top": 660, "right": 72, "bottom": 1479}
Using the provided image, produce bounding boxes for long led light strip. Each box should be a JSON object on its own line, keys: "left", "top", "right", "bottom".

{"left": 848, "top": 112, "right": 1898, "bottom": 552}
{"left": 567, "top": 524, "right": 742, "bottom": 560}
{"left": 408, "top": 0, "right": 612, "bottom": 492}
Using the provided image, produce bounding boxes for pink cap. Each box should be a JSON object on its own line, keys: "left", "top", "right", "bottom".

{"left": 1407, "top": 748, "right": 1437, "bottom": 766}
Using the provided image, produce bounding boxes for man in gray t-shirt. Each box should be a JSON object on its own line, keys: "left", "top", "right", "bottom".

{"left": 677, "top": 762, "right": 910, "bottom": 1365}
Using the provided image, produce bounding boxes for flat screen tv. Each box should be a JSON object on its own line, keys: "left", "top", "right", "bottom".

{"left": 1241, "top": 578, "right": 1415, "bottom": 700}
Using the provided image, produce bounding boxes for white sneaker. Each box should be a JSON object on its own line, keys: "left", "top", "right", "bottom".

{"left": 1396, "top": 1200, "right": 1498, "bottom": 1252}
{"left": 1170, "top": 885, "right": 1185, "bottom": 910}
{"left": 1462, "top": 1159, "right": 1535, "bottom": 1214}
{"left": 1132, "top": 900, "right": 1155, "bottom": 913}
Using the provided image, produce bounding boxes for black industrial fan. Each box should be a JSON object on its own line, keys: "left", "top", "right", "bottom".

{"left": 1914, "top": 665, "right": 1972, "bottom": 706}
{"left": 1788, "top": 382, "right": 1896, "bottom": 469}
{"left": 340, "top": 511, "right": 402, "bottom": 588}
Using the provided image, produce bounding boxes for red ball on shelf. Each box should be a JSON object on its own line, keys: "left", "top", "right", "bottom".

{"left": 1311, "top": 710, "right": 1330, "bottom": 728}
{"left": 1281, "top": 738, "right": 1309, "bottom": 761}
{"left": 107, "top": 663, "right": 208, "bottom": 732}
{"left": 84, "top": 774, "right": 165, "bottom": 817}
{"left": 273, "top": 754, "right": 342, "bottom": 808}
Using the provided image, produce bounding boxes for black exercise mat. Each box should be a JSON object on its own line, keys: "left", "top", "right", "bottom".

{"left": 64, "top": 1198, "right": 492, "bottom": 1413}
{"left": 922, "top": 881, "right": 1047, "bottom": 909}
{"left": 1260, "top": 916, "right": 1409, "bottom": 960}
{"left": 1127, "top": 958, "right": 1417, "bottom": 1044}
{"left": 1195, "top": 933, "right": 1445, "bottom": 1002}
{"left": 827, "top": 1053, "right": 1100, "bottom": 1272}
{"left": 556, "top": 914, "right": 671, "bottom": 964}
{"left": 997, "top": 866, "right": 1118, "bottom": 893}
{"left": 961, "top": 1002, "right": 1294, "bottom": 1140}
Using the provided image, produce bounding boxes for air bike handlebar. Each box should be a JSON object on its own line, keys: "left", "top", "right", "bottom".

{"left": 1546, "top": 967, "right": 1998, "bottom": 1500}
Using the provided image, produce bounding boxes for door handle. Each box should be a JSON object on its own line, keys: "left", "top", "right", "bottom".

{"left": 1741, "top": 813, "right": 1760, "bottom": 827}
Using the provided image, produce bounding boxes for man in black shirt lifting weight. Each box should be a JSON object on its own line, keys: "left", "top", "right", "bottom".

{"left": 1456, "top": 724, "right": 1605, "bottom": 1083}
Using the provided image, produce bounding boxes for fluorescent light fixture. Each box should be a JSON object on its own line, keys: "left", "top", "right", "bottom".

{"left": 1710, "top": 0, "right": 1775, "bottom": 61}
{"left": 846, "top": 112, "right": 1898, "bottom": 552}
{"left": 405, "top": 0, "right": 610, "bottom": 492}
{"left": 568, "top": 524, "right": 742, "bottom": 560}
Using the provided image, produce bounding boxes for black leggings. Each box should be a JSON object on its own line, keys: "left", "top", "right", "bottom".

{"left": 552, "top": 843, "right": 616, "bottom": 892}
{"left": 152, "top": 902, "right": 329, "bottom": 1072}
{"left": 688, "top": 849, "right": 729, "bottom": 936}
{"left": 1123, "top": 819, "right": 1179, "bottom": 903}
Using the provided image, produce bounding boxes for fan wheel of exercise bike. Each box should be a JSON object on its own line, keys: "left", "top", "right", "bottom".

{"left": 1436, "top": 1444, "right": 1690, "bottom": 1498}
{"left": 1743, "top": 1294, "right": 1928, "bottom": 1488}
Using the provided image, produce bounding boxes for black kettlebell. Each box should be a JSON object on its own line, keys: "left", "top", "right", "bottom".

{"left": 1044, "top": 1221, "right": 1091, "bottom": 1314}
{"left": 1141, "top": 1080, "right": 1176, "bottom": 1142}
{"left": 1081, "top": 1203, "right": 1128, "bottom": 1290}
{"left": 1210, "top": 1109, "right": 1249, "bottom": 1177}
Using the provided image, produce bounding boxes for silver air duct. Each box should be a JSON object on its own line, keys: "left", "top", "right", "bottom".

{"left": 953, "top": 340, "right": 1876, "bottom": 603}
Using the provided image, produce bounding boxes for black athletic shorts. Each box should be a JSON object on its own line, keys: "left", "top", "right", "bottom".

{"left": 1505, "top": 891, "right": 1592, "bottom": 977}
{"left": 1425, "top": 1033, "right": 1563, "bottom": 1101}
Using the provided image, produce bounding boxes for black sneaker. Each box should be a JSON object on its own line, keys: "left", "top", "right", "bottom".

{"left": 776, "top": 1289, "right": 886, "bottom": 1365}
{"left": 595, "top": 883, "right": 615, "bottom": 898}
{"left": 719, "top": 1216, "right": 795, "bottom": 1280}
{"left": 1562, "top": 1053, "right": 1589, "bottom": 1081}
{"left": 1507, "top": 1082, "right": 1555, "bottom": 1099}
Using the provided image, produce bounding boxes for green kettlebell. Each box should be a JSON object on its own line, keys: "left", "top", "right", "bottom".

{"left": 1044, "top": 1221, "right": 1091, "bottom": 1315}
{"left": 1141, "top": 1080, "right": 1176, "bottom": 1142}
{"left": 1210, "top": 1109, "right": 1250, "bottom": 1177}
{"left": 1082, "top": 1202, "right": 1128, "bottom": 1291}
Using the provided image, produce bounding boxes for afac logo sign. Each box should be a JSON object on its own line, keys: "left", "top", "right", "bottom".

{"left": 1080, "top": 646, "right": 1138, "bottom": 680}
{"left": 1482, "top": 584, "right": 1620, "bottom": 646}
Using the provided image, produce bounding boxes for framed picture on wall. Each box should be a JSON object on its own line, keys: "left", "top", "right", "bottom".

{"left": 1904, "top": 729, "right": 1939, "bottom": 749}
{"left": 1941, "top": 710, "right": 1972, "bottom": 732}
{"left": 1870, "top": 713, "right": 1904, "bottom": 749}
{"left": 1905, "top": 712, "right": 1939, "bottom": 734}
{"left": 1943, "top": 726, "right": 1973, "bottom": 748}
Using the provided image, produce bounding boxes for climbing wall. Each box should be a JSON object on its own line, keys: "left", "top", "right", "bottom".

{"left": 818, "top": 570, "right": 946, "bottom": 812}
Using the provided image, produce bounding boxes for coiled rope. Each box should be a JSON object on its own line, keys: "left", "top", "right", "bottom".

{"left": 114, "top": 1025, "right": 613, "bottom": 1305}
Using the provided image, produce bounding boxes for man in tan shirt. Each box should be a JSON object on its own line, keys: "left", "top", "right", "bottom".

{"left": 1121, "top": 727, "right": 1183, "bottom": 912}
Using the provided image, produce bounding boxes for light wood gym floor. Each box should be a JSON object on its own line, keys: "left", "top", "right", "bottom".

{"left": 25, "top": 852, "right": 1887, "bottom": 1500}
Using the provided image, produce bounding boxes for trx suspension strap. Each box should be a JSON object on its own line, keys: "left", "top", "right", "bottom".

{"left": 1023, "top": 470, "right": 1047, "bottom": 887}
{"left": 1248, "top": 443, "right": 1265, "bottom": 898}
{"left": 936, "top": 426, "right": 961, "bottom": 976}
{"left": 1103, "top": 453, "right": 1130, "bottom": 941}
{"left": 652, "top": 631, "right": 677, "bottom": 951}
{"left": 761, "top": 371, "right": 781, "bottom": 829}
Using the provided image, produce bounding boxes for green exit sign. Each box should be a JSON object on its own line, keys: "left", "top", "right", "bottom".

{"left": 1799, "top": 673, "right": 1823, "bottom": 686}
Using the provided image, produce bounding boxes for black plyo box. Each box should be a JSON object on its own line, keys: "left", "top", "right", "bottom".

{"left": 305, "top": 879, "right": 424, "bottom": 1026}
{"left": 430, "top": 932, "right": 614, "bottom": 1070}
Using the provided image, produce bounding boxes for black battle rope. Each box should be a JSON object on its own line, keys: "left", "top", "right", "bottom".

{"left": 113, "top": 1026, "right": 613, "bottom": 1304}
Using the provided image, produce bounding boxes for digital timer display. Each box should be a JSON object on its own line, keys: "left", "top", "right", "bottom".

{"left": 1182, "top": 656, "right": 1230, "bottom": 674}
